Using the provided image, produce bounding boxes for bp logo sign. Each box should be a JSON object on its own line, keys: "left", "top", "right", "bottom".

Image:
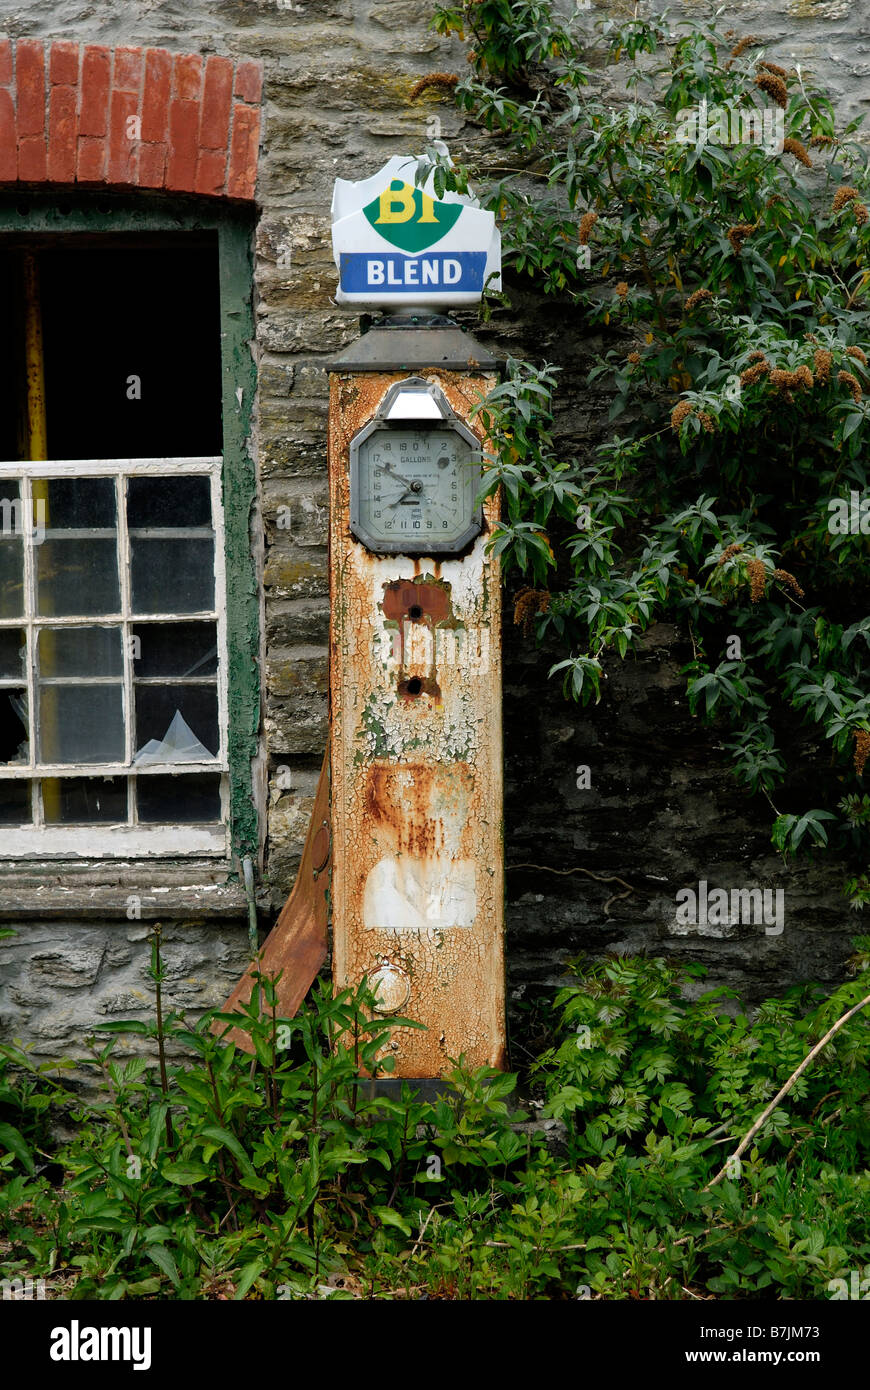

{"left": 361, "top": 180, "right": 463, "bottom": 251}
{"left": 332, "top": 154, "right": 501, "bottom": 308}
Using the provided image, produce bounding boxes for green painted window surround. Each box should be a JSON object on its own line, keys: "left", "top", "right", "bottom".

{"left": 0, "top": 191, "right": 260, "bottom": 863}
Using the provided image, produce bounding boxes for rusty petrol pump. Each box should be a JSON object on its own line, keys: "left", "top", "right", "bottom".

{"left": 220, "top": 154, "right": 505, "bottom": 1080}
{"left": 327, "top": 156, "right": 506, "bottom": 1080}
{"left": 327, "top": 326, "right": 504, "bottom": 1077}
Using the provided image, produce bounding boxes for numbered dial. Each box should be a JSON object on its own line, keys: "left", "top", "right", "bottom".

{"left": 350, "top": 423, "right": 482, "bottom": 555}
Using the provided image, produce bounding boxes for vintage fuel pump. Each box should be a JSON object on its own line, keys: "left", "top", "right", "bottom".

{"left": 327, "top": 323, "right": 504, "bottom": 1077}
{"left": 220, "top": 154, "right": 505, "bottom": 1080}
{"left": 328, "top": 156, "right": 505, "bottom": 1078}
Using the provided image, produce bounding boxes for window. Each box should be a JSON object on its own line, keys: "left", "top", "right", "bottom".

{"left": 0, "top": 217, "right": 256, "bottom": 860}
{"left": 0, "top": 460, "right": 226, "bottom": 853}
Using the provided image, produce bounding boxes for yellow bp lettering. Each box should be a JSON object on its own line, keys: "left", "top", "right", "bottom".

{"left": 376, "top": 182, "right": 416, "bottom": 224}
{"left": 376, "top": 182, "right": 439, "bottom": 225}
{"left": 417, "top": 191, "right": 438, "bottom": 223}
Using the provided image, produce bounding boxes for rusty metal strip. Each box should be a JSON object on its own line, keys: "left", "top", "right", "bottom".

{"left": 212, "top": 742, "right": 330, "bottom": 1053}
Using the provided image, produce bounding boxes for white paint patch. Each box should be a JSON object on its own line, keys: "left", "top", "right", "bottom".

{"left": 363, "top": 856, "right": 476, "bottom": 931}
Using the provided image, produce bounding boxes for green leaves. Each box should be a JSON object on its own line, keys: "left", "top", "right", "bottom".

{"left": 144, "top": 1243, "right": 180, "bottom": 1288}
{"left": 685, "top": 660, "right": 767, "bottom": 719}
{"left": 162, "top": 1161, "right": 211, "bottom": 1185}
{"left": 425, "top": 0, "right": 870, "bottom": 898}
{"left": 771, "top": 809, "right": 838, "bottom": 859}
{"left": 372, "top": 1206, "right": 413, "bottom": 1239}
{"left": 549, "top": 654, "right": 603, "bottom": 703}
{"left": 3, "top": 935, "right": 870, "bottom": 1301}
{"left": 197, "top": 1125, "right": 256, "bottom": 1178}
{"left": 488, "top": 519, "right": 555, "bottom": 578}
{"left": 725, "top": 721, "right": 786, "bottom": 794}
{"left": 0, "top": 1122, "right": 34, "bottom": 1175}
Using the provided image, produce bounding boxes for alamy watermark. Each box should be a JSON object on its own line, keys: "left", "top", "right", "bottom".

{"left": 827, "top": 1267, "right": 870, "bottom": 1299}
{"left": 675, "top": 879, "right": 784, "bottom": 936}
{"left": 49, "top": 1321, "right": 151, "bottom": 1370}
{"left": 675, "top": 98, "right": 784, "bottom": 155}
{"left": 1, "top": 1275, "right": 46, "bottom": 1299}
{"left": 0, "top": 496, "right": 45, "bottom": 544}
{"left": 828, "top": 491, "right": 870, "bottom": 535}
{"left": 373, "top": 624, "right": 491, "bottom": 674}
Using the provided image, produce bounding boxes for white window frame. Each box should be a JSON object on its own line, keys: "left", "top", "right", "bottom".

{"left": 0, "top": 456, "right": 229, "bottom": 858}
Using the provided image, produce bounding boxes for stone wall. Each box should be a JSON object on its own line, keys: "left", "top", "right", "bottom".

{"left": 0, "top": 0, "right": 867, "bottom": 1075}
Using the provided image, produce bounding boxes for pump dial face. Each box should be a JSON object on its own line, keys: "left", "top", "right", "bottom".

{"left": 350, "top": 422, "right": 482, "bottom": 555}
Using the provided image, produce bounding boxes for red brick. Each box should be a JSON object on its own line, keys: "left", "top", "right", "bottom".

{"left": 18, "top": 134, "right": 47, "bottom": 181}
{"left": 234, "top": 59, "right": 262, "bottom": 106}
{"left": 80, "top": 45, "right": 111, "bottom": 137}
{"left": 137, "top": 140, "right": 166, "bottom": 187}
{"left": 194, "top": 147, "right": 226, "bottom": 196}
{"left": 0, "top": 39, "right": 12, "bottom": 87}
{"left": 114, "top": 45, "right": 142, "bottom": 92}
{"left": 172, "top": 53, "right": 201, "bottom": 102}
{"left": 77, "top": 133, "right": 106, "bottom": 182}
{"left": 48, "top": 84, "right": 76, "bottom": 181}
{"left": 227, "top": 102, "right": 259, "bottom": 200}
{"left": 141, "top": 48, "right": 170, "bottom": 142}
{"left": 199, "top": 54, "right": 232, "bottom": 150}
{"left": 17, "top": 39, "right": 45, "bottom": 138}
{"left": 49, "top": 40, "right": 79, "bottom": 86}
{"left": 108, "top": 88, "right": 138, "bottom": 183}
{"left": 166, "top": 98, "right": 199, "bottom": 191}
{"left": 0, "top": 88, "right": 15, "bottom": 178}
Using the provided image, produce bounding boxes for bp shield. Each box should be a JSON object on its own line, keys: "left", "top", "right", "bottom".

{"left": 331, "top": 153, "right": 501, "bottom": 308}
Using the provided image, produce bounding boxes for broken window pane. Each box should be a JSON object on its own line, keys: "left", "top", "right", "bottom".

{"left": 37, "top": 538, "right": 121, "bottom": 616}
{"left": 38, "top": 625, "right": 123, "bottom": 678}
{"left": 42, "top": 776, "right": 127, "bottom": 824}
{"left": 127, "top": 476, "right": 211, "bottom": 527}
{"left": 133, "top": 709, "right": 215, "bottom": 765}
{"left": 0, "top": 629, "right": 26, "bottom": 679}
{"left": 38, "top": 684, "right": 124, "bottom": 763}
{"left": 130, "top": 538, "right": 215, "bottom": 614}
{"left": 137, "top": 772, "right": 221, "bottom": 822}
{"left": 132, "top": 622, "right": 218, "bottom": 677}
{"left": 0, "top": 458, "right": 224, "bottom": 832}
{"left": 134, "top": 690, "right": 218, "bottom": 762}
{"left": 0, "top": 688, "right": 29, "bottom": 764}
{"left": 0, "top": 779, "right": 30, "bottom": 824}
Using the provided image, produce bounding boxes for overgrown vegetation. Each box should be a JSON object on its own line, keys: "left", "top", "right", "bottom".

{"left": 418, "top": 4, "right": 870, "bottom": 904}
{"left": 1, "top": 927, "right": 868, "bottom": 1300}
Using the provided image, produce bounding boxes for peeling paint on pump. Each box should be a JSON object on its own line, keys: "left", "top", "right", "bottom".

{"left": 328, "top": 361, "right": 505, "bottom": 1077}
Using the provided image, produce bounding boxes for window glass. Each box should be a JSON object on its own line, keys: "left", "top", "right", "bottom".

{"left": 130, "top": 537, "right": 215, "bottom": 614}
{"left": 43, "top": 776, "right": 127, "bottom": 825}
{"left": 137, "top": 772, "right": 221, "bottom": 823}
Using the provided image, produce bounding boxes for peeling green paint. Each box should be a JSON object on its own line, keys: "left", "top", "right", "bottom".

{"left": 218, "top": 216, "right": 260, "bottom": 860}
{"left": 355, "top": 695, "right": 397, "bottom": 761}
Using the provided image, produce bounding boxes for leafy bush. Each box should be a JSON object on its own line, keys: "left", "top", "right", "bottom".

{"left": 422, "top": 4, "right": 870, "bottom": 900}
{"left": 1, "top": 928, "right": 868, "bottom": 1300}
